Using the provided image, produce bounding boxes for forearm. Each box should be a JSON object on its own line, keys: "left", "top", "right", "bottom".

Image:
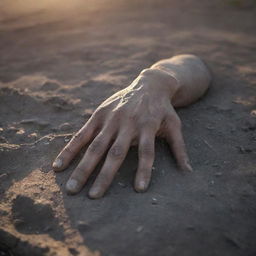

{"left": 131, "top": 54, "right": 212, "bottom": 108}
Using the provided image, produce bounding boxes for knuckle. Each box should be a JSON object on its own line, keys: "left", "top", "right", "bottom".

{"left": 87, "top": 139, "right": 103, "bottom": 154}
{"left": 140, "top": 143, "right": 154, "bottom": 157}
{"left": 109, "top": 145, "right": 125, "bottom": 159}
{"left": 139, "top": 117, "right": 158, "bottom": 130}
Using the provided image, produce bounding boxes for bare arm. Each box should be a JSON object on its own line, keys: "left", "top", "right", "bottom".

{"left": 150, "top": 54, "right": 211, "bottom": 107}
{"left": 52, "top": 54, "right": 211, "bottom": 199}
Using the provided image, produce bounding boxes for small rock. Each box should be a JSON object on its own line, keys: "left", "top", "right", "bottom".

{"left": 14, "top": 219, "right": 25, "bottom": 227}
{"left": 151, "top": 197, "right": 158, "bottom": 205}
{"left": 136, "top": 226, "right": 143, "bottom": 232}
{"left": 28, "top": 132, "right": 37, "bottom": 138}
{"left": 237, "top": 146, "right": 253, "bottom": 154}
{"left": 214, "top": 172, "right": 223, "bottom": 177}
{"left": 77, "top": 221, "right": 90, "bottom": 231}
{"left": 16, "top": 128, "right": 25, "bottom": 135}
{"left": 0, "top": 173, "right": 8, "bottom": 180}
{"left": 83, "top": 108, "right": 94, "bottom": 118}
{"left": 41, "top": 81, "right": 59, "bottom": 91}
{"left": 251, "top": 110, "right": 256, "bottom": 117}
{"left": 118, "top": 182, "right": 127, "bottom": 188}
{"left": 20, "top": 119, "right": 49, "bottom": 127}
{"left": 59, "top": 122, "right": 72, "bottom": 131}
{"left": 206, "top": 125, "right": 215, "bottom": 130}
{"left": 7, "top": 126, "right": 19, "bottom": 132}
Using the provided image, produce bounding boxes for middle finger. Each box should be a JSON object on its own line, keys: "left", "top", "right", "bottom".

{"left": 66, "top": 127, "right": 115, "bottom": 194}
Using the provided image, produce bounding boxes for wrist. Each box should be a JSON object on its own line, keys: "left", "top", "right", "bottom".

{"left": 130, "top": 68, "right": 180, "bottom": 101}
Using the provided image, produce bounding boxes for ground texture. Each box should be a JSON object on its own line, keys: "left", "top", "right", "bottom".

{"left": 0, "top": 0, "right": 256, "bottom": 255}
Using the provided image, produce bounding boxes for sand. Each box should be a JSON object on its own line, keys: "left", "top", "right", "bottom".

{"left": 0, "top": 0, "right": 256, "bottom": 255}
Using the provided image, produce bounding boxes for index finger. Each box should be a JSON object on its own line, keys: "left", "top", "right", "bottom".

{"left": 52, "top": 118, "right": 97, "bottom": 171}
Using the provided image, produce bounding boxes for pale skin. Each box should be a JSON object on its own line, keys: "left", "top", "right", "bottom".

{"left": 52, "top": 54, "right": 212, "bottom": 199}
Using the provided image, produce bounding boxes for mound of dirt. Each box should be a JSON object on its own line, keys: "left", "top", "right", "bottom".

{"left": 0, "top": 0, "right": 256, "bottom": 255}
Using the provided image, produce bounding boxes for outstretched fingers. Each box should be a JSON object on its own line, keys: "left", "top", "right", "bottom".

{"left": 164, "top": 114, "right": 193, "bottom": 172}
{"left": 134, "top": 128, "right": 156, "bottom": 192}
{"left": 66, "top": 128, "right": 114, "bottom": 194}
{"left": 52, "top": 118, "right": 97, "bottom": 172}
{"left": 88, "top": 130, "right": 132, "bottom": 199}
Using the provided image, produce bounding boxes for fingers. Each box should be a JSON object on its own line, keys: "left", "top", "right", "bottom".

{"left": 164, "top": 114, "right": 193, "bottom": 172}
{"left": 88, "top": 130, "right": 132, "bottom": 199}
{"left": 134, "top": 128, "right": 156, "bottom": 192}
{"left": 52, "top": 118, "right": 97, "bottom": 172}
{"left": 66, "top": 128, "right": 114, "bottom": 194}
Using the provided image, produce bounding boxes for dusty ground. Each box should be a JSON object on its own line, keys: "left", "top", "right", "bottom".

{"left": 0, "top": 0, "right": 256, "bottom": 255}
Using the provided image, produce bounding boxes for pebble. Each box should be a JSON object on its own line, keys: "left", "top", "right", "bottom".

{"left": 118, "top": 182, "right": 126, "bottom": 188}
{"left": 77, "top": 220, "right": 90, "bottom": 231}
{"left": 28, "top": 132, "right": 37, "bottom": 138}
{"left": 251, "top": 110, "right": 256, "bottom": 117}
{"left": 0, "top": 173, "right": 8, "bottom": 180}
{"left": 16, "top": 128, "right": 25, "bottom": 135}
{"left": 151, "top": 197, "right": 158, "bottom": 205}
{"left": 14, "top": 219, "right": 25, "bottom": 226}
{"left": 237, "top": 146, "right": 253, "bottom": 154}
{"left": 59, "top": 122, "right": 72, "bottom": 131}
{"left": 41, "top": 81, "right": 59, "bottom": 91}
{"left": 20, "top": 119, "right": 49, "bottom": 127}
{"left": 136, "top": 226, "right": 143, "bottom": 232}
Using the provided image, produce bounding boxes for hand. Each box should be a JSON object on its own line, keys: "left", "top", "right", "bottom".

{"left": 52, "top": 70, "right": 192, "bottom": 199}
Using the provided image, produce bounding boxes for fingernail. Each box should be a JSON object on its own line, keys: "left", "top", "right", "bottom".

{"left": 66, "top": 179, "right": 78, "bottom": 193}
{"left": 52, "top": 158, "right": 62, "bottom": 169}
{"left": 136, "top": 181, "right": 146, "bottom": 192}
{"left": 185, "top": 162, "right": 193, "bottom": 172}
{"left": 88, "top": 187, "right": 101, "bottom": 199}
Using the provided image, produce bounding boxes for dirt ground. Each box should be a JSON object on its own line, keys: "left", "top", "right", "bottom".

{"left": 0, "top": 0, "right": 256, "bottom": 255}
